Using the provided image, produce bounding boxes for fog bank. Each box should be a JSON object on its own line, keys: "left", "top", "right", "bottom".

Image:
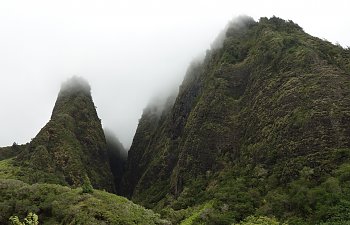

{"left": 0, "top": 0, "right": 349, "bottom": 149}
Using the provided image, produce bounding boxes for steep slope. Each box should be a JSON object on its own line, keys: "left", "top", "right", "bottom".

{"left": 121, "top": 93, "right": 177, "bottom": 198}
{"left": 104, "top": 129, "right": 127, "bottom": 192}
{"left": 0, "top": 179, "right": 168, "bottom": 225}
{"left": 5, "top": 77, "right": 115, "bottom": 192}
{"left": 0, "top": 77, "right": 170, "bottom": 224}
{"left": 122, "top": 16, "right": 350, "bottom": 224}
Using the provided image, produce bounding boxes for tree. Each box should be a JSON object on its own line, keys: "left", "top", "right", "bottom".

{"left": 81, "top": 175, "right": 94, "bottom": 194}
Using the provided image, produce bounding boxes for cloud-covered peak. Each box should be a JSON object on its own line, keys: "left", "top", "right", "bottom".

{"left": 59, "top": 76, "right": 91, "bottom": 96}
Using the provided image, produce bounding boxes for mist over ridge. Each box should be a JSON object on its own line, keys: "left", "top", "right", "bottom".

{"left": 0, "top": 3, "right": 350, "bottom": 223}
{"left": 59, "top": 76, "right": 91, "bottom": 96}
{"left": 0, "top": 0, "right": 349, "bottom": 149}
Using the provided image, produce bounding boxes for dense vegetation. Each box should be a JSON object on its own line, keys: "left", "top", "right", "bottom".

{"left": 1, "top": 16, "right": 349, "bottom": 224}
{"left": 0, "top": 77, "right": 165, "bottom": 224}
{"left": 122, "top": 16, "right": 350, "bottom": 224}
{"left": 2, "top": 77, "right": 115, "bottom": 191}
{"left": 104, "top": 129, "right": 127, "bottom": 192}
{"left": 0, "top": 179, "right": 168, "bottom": 225}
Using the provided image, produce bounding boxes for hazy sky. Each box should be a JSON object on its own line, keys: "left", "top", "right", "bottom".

{"left": 0, "top": 0, "right": 349, "bottom": 149}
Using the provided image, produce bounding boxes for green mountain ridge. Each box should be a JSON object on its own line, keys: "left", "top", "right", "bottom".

{"left": 11, "top": 77, "right": 115, "bottom": 191}
{"left": 0, "top": 77, "right": 165, "bottom": 224}
{"left": 122, "top": 16, "right": 350, "bottom": 224}
{"left": 1, "top": 16, "right": 350, "bottom": 225}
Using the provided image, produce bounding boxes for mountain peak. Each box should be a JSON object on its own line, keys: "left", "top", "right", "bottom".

{"left": 122, "top": 16, "right": 350, "bottom": 224}
{"left": 51, "top": 76, "right": 95, "bottom": 119}
{"left": 14, "top": 77, "right": 115, "bottom": 192}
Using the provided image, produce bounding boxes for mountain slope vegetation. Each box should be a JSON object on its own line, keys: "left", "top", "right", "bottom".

{"left": 0, "top": 179, "right": 168, "bottom": 225}
{"left": 122, "top": 16, "right": 350, "bottom": 224}
{"left": 5, "top": 77, "right": 115, "bottom": 191}
{"left": 0, "top": 16, "right": 349, "bottom": 225}
{"left": 0, "top": 77, "right": 165, "bottom": 224}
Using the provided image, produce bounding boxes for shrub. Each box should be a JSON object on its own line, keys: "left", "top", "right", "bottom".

{"left": 81, "top": 175, "right": 93, "bottom": 194}
{"left": 9, "top": 212, "right": 39, "bottom": 225}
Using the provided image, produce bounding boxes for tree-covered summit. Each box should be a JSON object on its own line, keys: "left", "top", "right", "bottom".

{"left": 2, "top": 76, "right": 115, "bottom": 191}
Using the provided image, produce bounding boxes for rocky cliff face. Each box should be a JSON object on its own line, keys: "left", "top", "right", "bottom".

{"left": 104, "top": 129, "right": 127, "bottom": 192}
{"left": 14, "top": 77, "right": 115, "bottom": 192}
{"left": 122, "top": 16, "right": 350, "bottom": 224}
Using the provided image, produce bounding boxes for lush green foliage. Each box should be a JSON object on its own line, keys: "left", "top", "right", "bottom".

{"left": 1, "top": 16, "right": 350, "bottom": 225}
{"left": 0, "top": 179, "right": 168, "bottom": 225}
{"left": 234, "top": 216, "right": 283, "bottom": 225}
{"left": 122, "top": 16, "right": 350, "bottom": 224}
{"left": 9, "top": 212, "right": 39, "bottom": 225}
{"left": 0, "top": 143, "right": 26, "bottom": 161}
{"left": 3, "top": 77, "right": 115, "bottom": 192}
{"left": 0, "top": 158, "right": 20, "bottom": 179}
{"left": 81, "top": 175, "right": 94, "bottom": 194}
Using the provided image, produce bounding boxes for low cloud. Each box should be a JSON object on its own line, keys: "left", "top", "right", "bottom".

{"left": 59, "top": 76, "right": 91, "bottom": 96}
{"left": 211, "top": 15, "right": 255, "bottom": 50}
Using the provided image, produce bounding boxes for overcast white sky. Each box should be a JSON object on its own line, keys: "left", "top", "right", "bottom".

{"left": 0, "top": 0, "right": 349, "bottom": 149}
